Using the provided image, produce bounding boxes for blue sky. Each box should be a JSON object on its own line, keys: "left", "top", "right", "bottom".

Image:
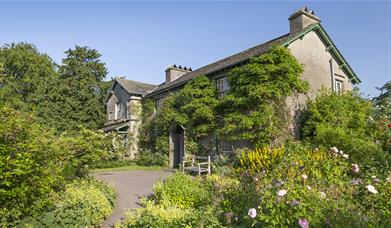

{"left": 1, "top": 1, "right": 390, "bottom": 97}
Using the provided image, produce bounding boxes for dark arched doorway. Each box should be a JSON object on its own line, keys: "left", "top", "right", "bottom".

{"left": 169, "top": 124, "right": 185, "bottom": 168}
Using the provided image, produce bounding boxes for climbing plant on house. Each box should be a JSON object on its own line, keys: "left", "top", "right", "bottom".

{"left": 217, "top": 46, "right": 309, "bottom": 147}
{"left": 139, "top": 76, "right": 218, "bottom": 155}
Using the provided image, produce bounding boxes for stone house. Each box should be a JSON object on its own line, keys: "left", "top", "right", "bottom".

{"left": 103, "top": 7, "right": 361, "bottom": 167}
{"left": 103, "top": 77, "right": 156, "bottom": 158}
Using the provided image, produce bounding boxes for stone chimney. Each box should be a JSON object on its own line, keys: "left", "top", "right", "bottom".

{"left": 289, "top": 7, "right": 321, "bottom": 34}
{"left": 165, "top": 64, "right": 192, "bottom": 83}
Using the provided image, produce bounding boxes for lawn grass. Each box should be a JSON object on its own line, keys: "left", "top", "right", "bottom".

{"left": 90, "top": 165, "right": 166, "bottom": 173}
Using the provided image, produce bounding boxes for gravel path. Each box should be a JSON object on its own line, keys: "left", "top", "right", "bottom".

{"left": 93, "top": 170, "right": 173, "bottom": 227}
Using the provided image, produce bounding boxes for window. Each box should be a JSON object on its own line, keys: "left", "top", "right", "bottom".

{"left": 334, "top": 80, "right": 343, "bottom": 93}
{"left": 108, "top": 111, "right": 114, "bottom": 121}
{"left": 156, "top": 98, "right": 163, "bottom": 110}
{"left": 216, "top": 77, "right": 230, "bottom": 98}
{"left": 115, "top": 102, "right": 126, "bottom": 119}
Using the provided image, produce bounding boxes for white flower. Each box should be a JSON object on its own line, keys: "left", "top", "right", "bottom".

{"left": 248, "top": 208, "right": 257, "bottom": 218}
{"left": 339, "top": 150, "right": 344, "bottom": 155}
{"left": 319, "top": 192, "right": 326, "bottom": 198}
{"left": 366, "top": 185, "right": 378, "bottom": 194}
{"left": 307, "top": 185, "right": 312, "bottom": 190}
{"left": 371, "top": 175, "right": 377, "bottom": 179}
{"left": 301, "top": 174, "right": 308, "bottom": 180}
{"left": 277, "top": 189, "right": 288, "bottom": 197}
{"left": 330, "top": 146, "right": 338, "bottom": 153}
{"left": 342, "top": 154, "right": 349, "bottom": 159}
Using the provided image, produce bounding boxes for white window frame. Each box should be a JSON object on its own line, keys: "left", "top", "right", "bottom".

{"left": 334, "top": 79, "right": 343, "bottom": 93}
{"left": 216, "top": 76, "right": 230, "bottom": 98}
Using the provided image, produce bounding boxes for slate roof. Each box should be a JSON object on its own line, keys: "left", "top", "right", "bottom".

{"left": 147, "top": 33, "right": 292, "bottom": 96}
{"left": 147, "top": 22, "right": 360, "bottom": 96}
{"left": 115, "top": 77, "right": 157, "bottom": 95}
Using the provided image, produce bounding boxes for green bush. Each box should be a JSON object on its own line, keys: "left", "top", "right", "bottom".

{"left": 0, "top": 107, "right": 63, "bottom": 225}
{"left": 57, "top": 128, "right": 117, "bottom": 178}
{"left": 117, "top": 200, "right": 222, "bottom": 228}
{"left": 20, "top": 179, "right": 115, "bottom": 227}
{"left": 301, "top": 90, "right": 389, "bottom": 166}
{"left": 136, "top": 150, "right": 168, "bottom": 167}
{"left": 153, "top": 173, "right": 211, "bottom": 209}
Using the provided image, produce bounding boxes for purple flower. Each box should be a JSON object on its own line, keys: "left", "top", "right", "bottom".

{"left": 291, "top": 200, "right": 300, "bottom": 206}
{"left": 248, "top": 208, "right": 257, "bottom": 218}
{"left": 298, "top": 218, "right": 309, "bottom": 228}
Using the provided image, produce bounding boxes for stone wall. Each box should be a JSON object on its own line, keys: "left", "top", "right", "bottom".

{"left": 286, "top": 30, "right": 353, "bottom": 136}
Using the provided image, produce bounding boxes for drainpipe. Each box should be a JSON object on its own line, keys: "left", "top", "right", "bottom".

{"left": 329, "top": 58, "right": 335, "bottom": 91}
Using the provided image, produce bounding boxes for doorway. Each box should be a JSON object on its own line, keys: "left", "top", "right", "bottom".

{"left": 169, "top": 124, "right": 185, "bottom": 168}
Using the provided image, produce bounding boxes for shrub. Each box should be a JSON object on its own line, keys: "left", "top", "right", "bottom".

{"left": 0, "top": 107, "right": 62, "bottom": 225}
{"left": 19, "top": 179, "right": 115, "bottom": 227}
{"left": 215, "top": 141, "right": 391, "bottom": 227}
{"left": 57, "top": 128, "right": 116, "bottom": 178}
{"left": 135, "top": 150, "right": 168, "bottom": 167}
{"left": 117, "top": 200, "right": 222, "bottom": 228}
{"left": 153, "top": 173, "right": 211, "bottom": 209}
{"left": 301, "top": 90, "right": 388, "bottom": 166}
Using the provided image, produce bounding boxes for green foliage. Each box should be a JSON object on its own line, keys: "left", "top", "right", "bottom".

{"left": 300, "top": 90, "right": 388, "bottom": 166}
{"left": 20, "top": 179, "right": 115, "bottom": 227}
{"left": 209, "top": 142, "right": 390, "bottom": 227}
{"left": 135, "top": 150, "right": 168, "bottom": 166}
{"left": 57, "top": 128, "right": 117, "bottom": 178}
{"left": 174, "top": 75, "right": 218, "bottom": 139}
{"left": 0, "top": 107, "right": 62, "bottom": 225}
{"left": 0, "top": 43, "right": 111, "bottom": 133}
{"left": 373, "top": 81, "right": 391, "bottom": 121}
{"left": 117, "top": 200, "right": 222, "bottom": 228}
{"left": 139, "top": 76, "right": 218, "bottom": 156}
{"left": 0, "top": 43, "right": 58, "bottom": 118}
{"left": 55, "top": 45, "right": 110, "bottom": 131}
{"left": 217, "top": 46, "right": 309, "bottom": 147}
{"left": 153, "top": 173, "right": 211, "bottom": 209}
{"left": 372, "top": 81, "right": 391, "bottom": 152}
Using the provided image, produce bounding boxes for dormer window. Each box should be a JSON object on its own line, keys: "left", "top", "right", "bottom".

{"left": 216, "top": 77, "right": 230, "bottom": 98}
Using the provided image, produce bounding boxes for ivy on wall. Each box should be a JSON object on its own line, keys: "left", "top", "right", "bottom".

{"left": 217, "top": 46, "right": 309, "bottom": 147}
{"left": 139, "top": 46, "right": 309, "bottom": 155}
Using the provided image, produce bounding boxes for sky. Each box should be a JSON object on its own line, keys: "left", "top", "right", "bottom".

{"left": 0, "top": 1, "right": 390, "bottom": 97}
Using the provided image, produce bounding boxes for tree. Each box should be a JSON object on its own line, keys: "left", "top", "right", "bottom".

{"left": 372, "top": 81, "right": 391, "bottom": 152}
{"left": 55, "top": 46, "right": 109, "bottom": 131}
{"left": 373, "top": 81, "right": 391, "bottom": 121}
{"left": 0, "top": 43, "right": 58, "bottom": 114}
{"left": 217, "top": 46, "right": 309, "bottom": 147}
